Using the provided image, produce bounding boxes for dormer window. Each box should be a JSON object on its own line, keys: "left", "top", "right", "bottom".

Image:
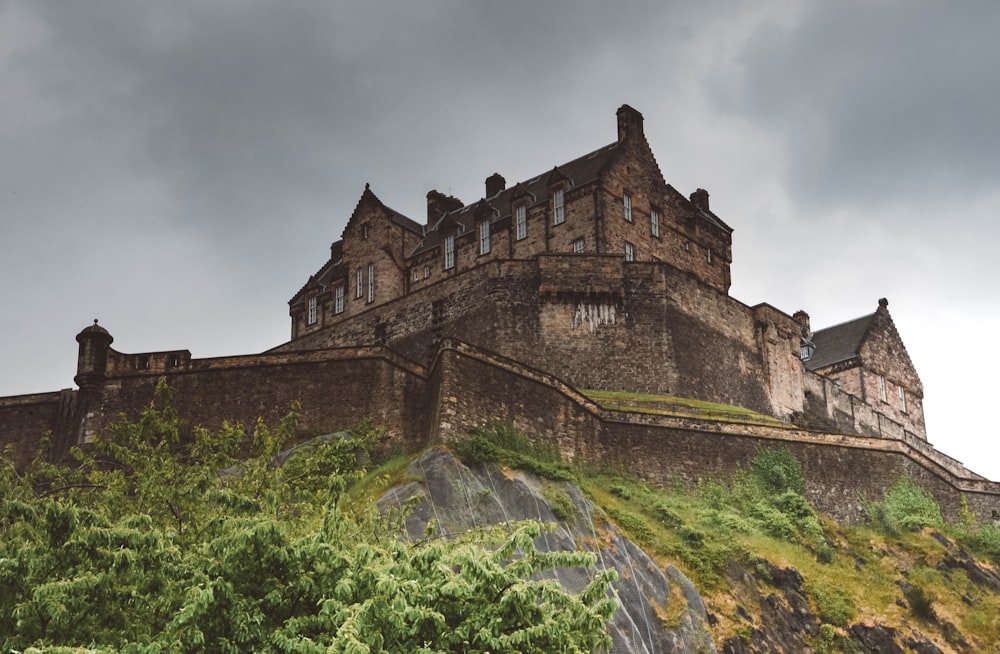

{"left": 552, "top": 188, "right": 565, "bottom": 225}
{"left": 479, "top": 220, "right": 491, "bottom": 255}
{"left": 444, "top": 234, "right": 455, "bottom": 269}
{"left": 650, "top": 208, "right": 660, "bottom": 238}
{"left": 307, "top": 297, "right": 318, "bottom": 325}
{"left": 624, "top": 193, "right": 633, "bottom": 222}
{"left": 515, "top": 205, "right": 527, "bottom": 240}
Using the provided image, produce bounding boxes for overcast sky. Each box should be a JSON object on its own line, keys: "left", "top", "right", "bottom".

{"left": 2, "top": 1, "right": 998, "bottom": 479}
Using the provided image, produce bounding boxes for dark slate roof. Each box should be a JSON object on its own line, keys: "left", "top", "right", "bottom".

{"left": 409, "top": 141, "right": 622, "bottom": 257}
{"left": 804, "top": 313, "right": 876, "bottom": 371}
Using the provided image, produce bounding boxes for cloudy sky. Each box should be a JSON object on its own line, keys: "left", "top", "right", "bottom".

{"left": 2, "top": 1, "right": 998, "bottom": 479}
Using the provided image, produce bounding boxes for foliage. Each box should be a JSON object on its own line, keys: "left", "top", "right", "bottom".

{"left": 0, "top": 384, "right": 616, "bottom": 652}
{"left": 453, "top": 422, "right": 576, "bottom": 481}
{"left": 808, "top": 582, "right": 856, "bottom": 626}
{"left": 865, "top": 477, "right": 943, "bottom": 536}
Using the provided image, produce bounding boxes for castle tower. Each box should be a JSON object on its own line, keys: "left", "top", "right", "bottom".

{"left": 74, "top": 320, "right": 113, "bottom": 391}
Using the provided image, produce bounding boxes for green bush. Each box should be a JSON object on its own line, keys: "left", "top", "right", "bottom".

{"left": 866, "top": 478, "right": 943, "bottom": 535}
{"left": 749, "top": 446, "right": 806, "bottom": 495}
{"left": 809, "top": 583, "right": 856, "bottom": 626}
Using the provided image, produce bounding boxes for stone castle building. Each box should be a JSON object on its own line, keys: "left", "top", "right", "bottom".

{"left": 0, "top": 105, "right": 995, "bottom": 522}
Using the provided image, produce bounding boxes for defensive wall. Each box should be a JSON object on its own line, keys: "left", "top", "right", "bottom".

{"left": 428, "top": 340, "right": 1000, "bottom": 523}
{"left": 2, "top": 331, "right": 996, "bottom": 524}
{"left": 276, "top": 254, "right": 803, "bottom": 420}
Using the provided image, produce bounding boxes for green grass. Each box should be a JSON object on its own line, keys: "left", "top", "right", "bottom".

{"left": 581, "top": 389, "right": 789, "bottom": 427}
{"left": 447, "top": 424, "right": 1000, "bottom": 651}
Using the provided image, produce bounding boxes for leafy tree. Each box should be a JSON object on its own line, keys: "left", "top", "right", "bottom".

{"left": 0, "top": 382, "right": 616, "bottom": 652}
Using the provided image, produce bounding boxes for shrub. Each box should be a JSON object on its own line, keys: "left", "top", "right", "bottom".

{"left": 866, "top": 478, "right": 943, "bottom": 535}
{"left": 749, "top": 446, "right": 805, "bottom": 496}
{"left": 809, "top": 583, "right": 856, "bottom": 627}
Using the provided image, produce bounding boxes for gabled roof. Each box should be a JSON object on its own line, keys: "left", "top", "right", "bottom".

{"left": 805, "top": 313, "right": 876, "bottom": 371}
{"left": 409, "top": 141, "right": 621, "bottom": 257}
{"left": 344, "top": 183, "right": 424, "bottom": 239}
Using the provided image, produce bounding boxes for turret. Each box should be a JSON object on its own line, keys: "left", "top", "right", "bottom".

{"left": 74, "top": 320, "right": 113, "bottom": 391}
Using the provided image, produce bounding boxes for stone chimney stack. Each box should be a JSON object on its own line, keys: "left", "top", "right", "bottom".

{"left": 690, "top": 188, "right": 710, "bottom": 212}
{"left": 485, "top": 173, "right": 506, "bottom": 198}
{"left": 426, "top": 190, "right": 464, "bottom": 227}
{"left": 792, "top": 310, "right": 811, "bottom": 338}
{"left": 616, "top": 104, "right": 644, "bottom": 143}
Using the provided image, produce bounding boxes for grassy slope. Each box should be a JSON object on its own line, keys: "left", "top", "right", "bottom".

{"left": 437, "top": 425, "right": 1000, "bottom": 652}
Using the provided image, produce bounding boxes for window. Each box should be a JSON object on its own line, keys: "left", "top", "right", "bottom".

{"left": 706, "top": 248, "right": 713, "bottom": 264}
{"left": 878, "top": 375, "right": 887, "bottom": 402}
{"left": 362, "top": 224, "right": 369, "bottom": 240}
{"left": 572, "top": 238, "right": 584, "bottom": 254}
{"left": 479, "top": 220, "right": 490, "bottom": 255}
{"left": 444, "top": 234, "right": 455, "bottom": 269}
{"left": 367, "top": 263, "right": 375, "bottom": 303}
{"left": 307, "top": 297, "right": 318, "bottom": 325}
{"left": 650, "top": 209, "right": 659, "bottom": 238}
{"left": 624, "top": 193, "right": 632, "bottom": 222}
{"left": 515, "top": 205, "right": 527, "bottom": 240}
{"left": 413, "top": 269, "right": 419, "bottom": 282}
{"left": 356, "top": 268, "right": 363, "bottom": 298}
{"left": 423, "top": 264, "right": 430, "bottom": 279}
{"left": 624, "top": 241, "right": 635, "bottom": 262}
{"left": 552, "top": 188, "right": 565, "bottom": 225}
{"left": 899, "top": 386, "right": 907, "bottom": 413}
{"left": 334, "top": 285, "right": 344, "bottom": 314}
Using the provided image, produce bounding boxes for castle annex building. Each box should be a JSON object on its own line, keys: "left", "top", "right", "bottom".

{"left": 1, "top": 106, "right": 996, "bottom": 522}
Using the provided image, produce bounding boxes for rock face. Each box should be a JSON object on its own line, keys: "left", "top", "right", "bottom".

{"left": 377, "top": 448, "right": 717, "bottom": 654}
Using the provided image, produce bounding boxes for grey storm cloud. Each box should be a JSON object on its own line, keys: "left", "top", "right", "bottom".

{"left": 709, "top": 1, "right": 1000, "bottom": 214}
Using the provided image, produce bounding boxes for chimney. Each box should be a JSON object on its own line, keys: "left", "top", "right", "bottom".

{"left": 426, "top": 190, "right": 464, "bottom": 227}
{"left": 690, "top": 188, "right": 710, "bottom": 212}
{"left": 792, "top": 310, "right": 811, "bottom": 338}
{"left": 616, "top": 104, "right": 644, "bottom": 143}
{"left": 485, "top": 173, "right": 506, "bottom": 198}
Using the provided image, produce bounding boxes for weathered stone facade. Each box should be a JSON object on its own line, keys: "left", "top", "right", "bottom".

{"left": 0, "top": 104, "right": 995, "bottom": 522}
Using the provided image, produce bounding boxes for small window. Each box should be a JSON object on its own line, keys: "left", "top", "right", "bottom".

{"left": 356, "top": 268, "right": 363, "bottom": 298}
{"left": 899, "top": 386, "right": 907, "bottom": 413}
{"left": 479, "top": 220, "right": 490, "bottom": 255}
{"left": 335, "top": 285, "right": 344, "bottom": 314}
{"left": 624, "top": 193, "right": 632, "bottom": 222}
{"left": 413, "top": 269, "right": 419, "bottom": 282}
{"left": 444, "top": 234, "right": 455, "bottom": 269}
{"left": 362, "top": 224, "right": 369, "bottom": 240}
{"left": 878, "top": 375, "right": 887, "bottom": 402}
{"left": 367, "top": 263, "right": 375, "bottom": 303}
{"left": 650, "top": 208, "right": 659, "bottom": 238}
{"left": 552, "top": 188, "right": 565, "bottom": 225}
{"left": 515, "top": 205, "right": 527, "bottom": 240}
{"left": 307, "top": 297, "right": 318, "bottom": 325}
{"left": 572, "top": 238, "right": 584, "bottom": 254}
{"left": 706, "top": 248, "right": 713, "bottom": 264}
{"left": 624, "top": 241, "right": 635, "bottom": 262}
{"left": 423, "top": 264, "right": 430, "bottom": 279}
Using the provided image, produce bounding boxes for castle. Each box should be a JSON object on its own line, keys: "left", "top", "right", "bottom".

{"left": 1, "top": 106, "right": 996, "bottom": 522}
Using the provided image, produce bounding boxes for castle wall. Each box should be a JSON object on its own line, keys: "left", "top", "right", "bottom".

{"left": 275, "top": 255, "right": 800, "bottom": 418}
{"left": 73, "top": 347, "right": 432, "bottom": 453}
{"left": 430, "top": 341, "right": 1000, "bottom": 524}
{"left": 0, "top": 391, "right": 75, "bottom": 468}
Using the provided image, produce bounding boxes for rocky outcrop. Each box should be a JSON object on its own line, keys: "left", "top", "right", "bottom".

{"left": 378, "top": 448, "right": 717, "bottom": 654}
